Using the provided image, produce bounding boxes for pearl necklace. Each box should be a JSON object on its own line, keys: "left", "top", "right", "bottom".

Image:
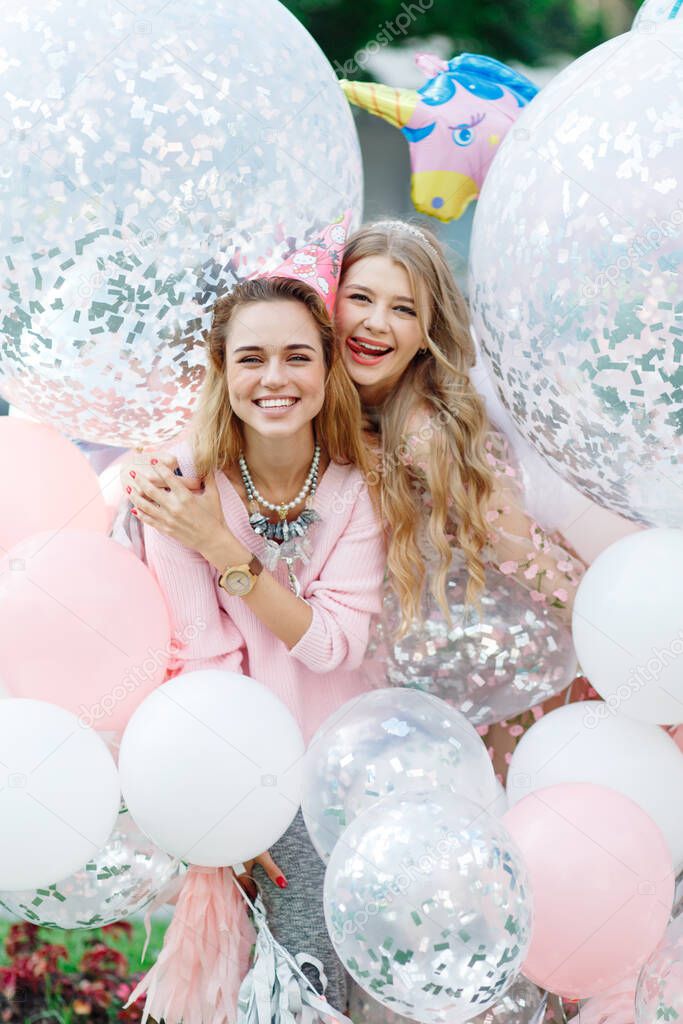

{"left": 239, "top": 445, "right": 321, "bottom": 521}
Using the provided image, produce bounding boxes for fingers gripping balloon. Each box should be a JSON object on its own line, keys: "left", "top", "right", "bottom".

{"left": 342, "top": 53, "right": 537, "bottom": 222}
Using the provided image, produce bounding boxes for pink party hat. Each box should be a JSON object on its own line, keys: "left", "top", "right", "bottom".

{"left": 254, "top": 210, "right": 352, "bottom": 316}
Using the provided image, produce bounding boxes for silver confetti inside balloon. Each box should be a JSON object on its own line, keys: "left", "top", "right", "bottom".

{"left": 0, "top": 807, "right": 181, "bottom": 929}
{"left": 366, "top": 560, "right": 576, "bottom": 727}
{"left": 0, "top": 0, "right": 362, "bottom": 446}
{"left": 632, "top": 0, "right": 683, "bottom": 31}
{"left": 324, "top": 791, "right": 533, "bottom": 1024}
{"left": 302, "top": 688, "right": 498, "bottom": 863}
{"left": 635, "top": 914, "right": 683, "bottom": 1024}
{"left": 348, "top": 974, "right": 547, "bottom": 1024}
{"left": 469, "top": 30, "right": 683, "bottom": 528}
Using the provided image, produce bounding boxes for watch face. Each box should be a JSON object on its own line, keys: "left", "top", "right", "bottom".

{"left": 224, "top": 569, "right": 251, "bottom": 596}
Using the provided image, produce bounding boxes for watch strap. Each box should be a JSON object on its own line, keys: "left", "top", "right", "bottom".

{"left": 248, "top": 554, "right": 263, "bottom": 577}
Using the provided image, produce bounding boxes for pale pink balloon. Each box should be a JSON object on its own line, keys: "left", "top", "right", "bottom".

{"left": 503, "top": 783, "right": 674, "bottom": 999}
{"left": 0, "top": 420, "right": 110, "bottom": 552}
{"left": 578, "top": 976, "right": 638, "bottom": 1024}
{"left": 98, "top": 451, "right": 130, "bottom": 531}
{"left": 0, "top": 530, "right": 172, "bottom": 732}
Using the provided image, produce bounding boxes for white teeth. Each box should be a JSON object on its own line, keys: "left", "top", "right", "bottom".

{"left": 256, "top": 398, "right": 297, "bottom": 408}
{"left": 354, "top": 339, "right": 391, "bottom": 353}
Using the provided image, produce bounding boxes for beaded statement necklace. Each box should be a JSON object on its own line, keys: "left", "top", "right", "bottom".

{"left": 238, "top": 445, "right": 322, "bottom": 596}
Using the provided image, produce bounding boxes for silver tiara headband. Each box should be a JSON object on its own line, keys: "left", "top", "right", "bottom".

{"left": 372, "top": 219, "right": 440, "bottom": 259}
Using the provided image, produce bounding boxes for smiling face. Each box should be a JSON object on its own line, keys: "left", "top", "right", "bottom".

{"left": 225, "top": 298, "right": 326, "bottom": 443}
{"left": 334, "top": 254, "right": 427, "bottom": 405}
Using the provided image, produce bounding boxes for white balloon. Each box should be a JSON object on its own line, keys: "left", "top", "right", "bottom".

{"left": 302, "top": 688, "right": 498, "bottom": 862}
{"left": 506, "top": 701, "right": 683, "bottom": 871}
{"left": 573, "top": 529, "right": 683, "bottom": 724}
{"left": 489, "top": 778, "right": 509, "bottom": 818}
{"left": 119, "top": 670, "right": 305, "bottom": 865}
{"left": 0, "top": 699, "right": 120, "bottom": 890}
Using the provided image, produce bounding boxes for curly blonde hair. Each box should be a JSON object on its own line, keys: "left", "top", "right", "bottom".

{"left": 191, "top": 276, "right": 374, "bottom": 486}
{"left": 339, "top": 221, "right": 494, "bottom": 633}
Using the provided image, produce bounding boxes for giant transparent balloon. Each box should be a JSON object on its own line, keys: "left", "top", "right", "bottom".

{"left": 469, "top": 31, "right": 683, "bottom": 527}
{"left": 0, "top": 0, "right": 362, "bottom": 446}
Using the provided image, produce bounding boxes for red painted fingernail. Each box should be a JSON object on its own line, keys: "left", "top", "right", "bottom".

{"left": 126, "top": 485, "right": 132, "bottom": 494}
{"left": 129, "top": 470, "right": 136, "bottom": 479}
{"left": 275, "top": 875, "right": 288, "bottom": 889}
{"left": 131, "top": 508, "right": 138, "bottom": 516}
{"left": 151, "top": 458, "right": 158, "bottom": 465}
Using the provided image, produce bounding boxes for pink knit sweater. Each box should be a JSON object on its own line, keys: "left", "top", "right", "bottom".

{"left": 141, "top": 444, "right": 386, "bottom": 743}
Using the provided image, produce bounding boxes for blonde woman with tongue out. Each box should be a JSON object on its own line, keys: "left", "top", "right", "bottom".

{"left": 331, "top": 220, "right": 586, "bottom": 775}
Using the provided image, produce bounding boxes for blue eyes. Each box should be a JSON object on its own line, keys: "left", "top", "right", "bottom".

{"left": 239, "top": 355, "right": 310, "bottom": 364}
{"left": 350, "top": 293, "right": 416, "bottom": 316}
{"left": 452, "top": 124, "right": 473, "bottom": 146}
{"left": 450, "top": 112, "right": 486, "bottom": 148}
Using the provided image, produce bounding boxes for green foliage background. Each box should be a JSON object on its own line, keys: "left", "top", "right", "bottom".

{"left": 282, "top": 0, "right": 642, "bottom": 68}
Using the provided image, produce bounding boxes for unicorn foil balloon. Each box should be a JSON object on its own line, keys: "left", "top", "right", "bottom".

{"left": 342, "top": 53, "right": 538, "bottom": 222}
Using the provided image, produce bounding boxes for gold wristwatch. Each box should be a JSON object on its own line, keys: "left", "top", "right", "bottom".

{"left": 218, "top": 554, "right": 263, "bottom": 597}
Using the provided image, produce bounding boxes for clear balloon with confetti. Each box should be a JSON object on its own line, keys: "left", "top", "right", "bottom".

{"left": 469, "top": 29, "right": 683, "bottom": 528}
{"left": 0, "top": 0, "right": 362, "bottom": 446}
{"left": 366, "top": 557, "right": 576, "bottom": 727}
{"left": 302, "top": 688, "right": 498, "bottom": 863}
{"left": 324, "top": 790, "right": 533, "bottom": 1024}
{"left": 636, "top": 914, "right": 683, "bottom": 1024}
{"left": 0, "top": 806, "right": 182, "bottom": 929}
{"left": 348, "top": 974, "right": 547, "bottom": 1024}
{"left": 632, "top": 0, "right": 683, "bottom": 31}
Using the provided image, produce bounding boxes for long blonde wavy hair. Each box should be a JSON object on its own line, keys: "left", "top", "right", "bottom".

{"left": 191, "top": 276, "right": 374, "bottom": 485}
{"left": 339, "top": 221, "right": 494, "bottom": 632}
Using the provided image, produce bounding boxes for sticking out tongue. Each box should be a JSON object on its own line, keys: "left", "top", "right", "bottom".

{"left": 347, "top": 337, "right": 392, "bottom": 357}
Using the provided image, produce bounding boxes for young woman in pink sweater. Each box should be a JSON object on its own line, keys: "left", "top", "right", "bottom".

{"left": 123, "top": 253, "right": 386, "bottom": 1020}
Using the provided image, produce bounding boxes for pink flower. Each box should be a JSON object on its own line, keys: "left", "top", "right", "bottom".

{"left": 532, "top": 705, "right": 544, "bottom": 720}
{"left": 557, "top": 559, "right": 574, "bottom": 572}
{"left": 553, "top": 588, "right": 568, "bottom": 602}
{"left": 509, "top": 725, "right": 525, "bottom": 737}
{"left": 530, "top": 590, "right": 546, "bottom": 603}
{"left": 486, "top": 509, "right": 500, "bottom": 523}
{"left": 530, "top": 524, "right": 550, "bottom": 552}
{"left": 523, "top": 563, "right": 540, "bottom": 580}
{"left": 498, "top": 560, "right": 517, "bottom": 575}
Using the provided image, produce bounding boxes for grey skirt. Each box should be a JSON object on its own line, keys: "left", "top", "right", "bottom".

{"left": 251, "top": 809, "right": 349, "bottom": 1013}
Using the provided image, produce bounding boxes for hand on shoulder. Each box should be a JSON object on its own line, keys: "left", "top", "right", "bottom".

{"left": 119, "top": 447, "right": 203, "bottom": 500}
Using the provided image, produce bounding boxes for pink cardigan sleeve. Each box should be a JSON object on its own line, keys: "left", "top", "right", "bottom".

{"left": 143, "top": 525, "right": 244, "bottom": 676}
{"left": 289, "top": 482, "right": 386, "bottom": 673}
